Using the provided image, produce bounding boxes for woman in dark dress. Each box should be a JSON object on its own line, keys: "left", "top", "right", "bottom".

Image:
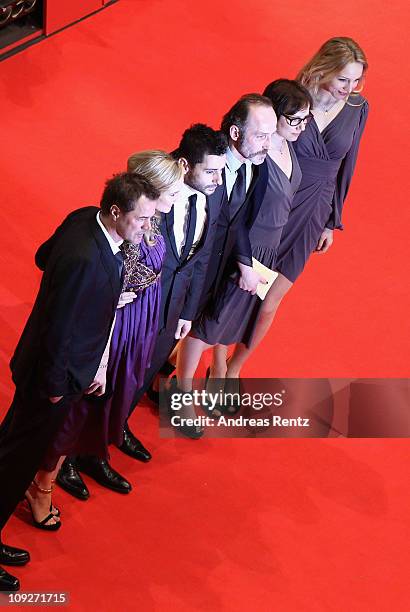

{"left": 24, "top": 151, "right": 184, "bottom": 529}
{"left": 175, "top": 81, "right": 312, "bottom": 387}
{"left": 276, "top": 37, "right": 369, "bottom": 284}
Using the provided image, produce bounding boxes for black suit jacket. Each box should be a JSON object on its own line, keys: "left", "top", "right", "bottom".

{"left": 234, "top": 160, "right": 270, "bottom": 260}
{"left": 10, "top": 207, "right": 122, "bottom": 398}
{"left": 199, "top": 159, "right": 269, "bottom": 306}
{"left": 158, "top": 185, "right": 224, "bottom": 333}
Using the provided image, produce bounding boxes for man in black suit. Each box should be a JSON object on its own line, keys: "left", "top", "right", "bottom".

{"left": 174, "top": 94, "right": 277, "bottom": 388}
{"left": 0, "top": 172, "right": 158, "bottom": 591}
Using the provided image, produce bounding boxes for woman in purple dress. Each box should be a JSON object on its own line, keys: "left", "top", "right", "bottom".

{"left": 175, "top": 81, "right": 312, "bottom": 389}
{"left": 24, "top": 151, "right": 184, "bottom": 529}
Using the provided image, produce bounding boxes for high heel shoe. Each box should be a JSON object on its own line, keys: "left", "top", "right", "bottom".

{"left": 50, "top": 479, "right": 61, "bottom": 517}
{"left": 204, "top": 365, "right": 226, "bottom": 418}
{"left": 205, "top": 358, "right": 241, "bottom": 417}
{"left": 146, "top": 384, "right": 160, "bottom": 406}
{"left": 25, "top": 481, "right": 61, "bottom": 531}
{"left": 159, "top": 360, "right": 176, "bottom": 376}
{"left": 167, "top": 381, "right": 204, "bottom": 439}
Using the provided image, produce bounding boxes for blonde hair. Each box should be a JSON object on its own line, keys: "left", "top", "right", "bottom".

{"left": 126, "top": 150, "right": 184, "bottom": 245}
{"left": 127, "top": 150, "right": 183, "bottom": 191}
{"left": 297, "top": 37, "right": 368, "bottom": 96}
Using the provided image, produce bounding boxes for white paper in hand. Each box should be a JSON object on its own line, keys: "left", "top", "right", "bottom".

{"left": 252, "top": 257, "right": 278, "bottom": 300}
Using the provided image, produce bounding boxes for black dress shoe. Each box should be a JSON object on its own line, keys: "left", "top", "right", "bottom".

{"left": 159, "top": 360, "right": 176, "bottom": 376}
{"left": 76, "top": 456, "right": 132, "bottom": 494}
{"left": 0, "top": 567, "right": 19, "bottom": 592}
{"left": 145, "top": 384, "right": 159, "bottom": 406}
{"left": 57, "top": 457, "right": 90, "bottom": 501}
{"left": 0, "top": 544, "right": 30, "bottom": 567}
{"left": 118, "top": 424, "right": 152, "bottom": 462}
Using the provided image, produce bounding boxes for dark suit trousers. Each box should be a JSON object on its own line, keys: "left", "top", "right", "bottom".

{"left": 130, "top": 328, "right": 177, "bottom": 415}
{"left": 0, "top": 387, "right": 76, "bottom": 533}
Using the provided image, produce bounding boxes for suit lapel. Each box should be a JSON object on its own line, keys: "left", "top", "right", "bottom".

{"left": 206, "top": 183, "right": 224, "bottom": 227}
{"left": 179, "top": 194, "right": 197, "bottom": 263}
{"left": 163, "top": 208, "right": 180, "bottom": 262}
{"left": 247, "top": 162, "right": 261, "bottom": 198}
{"left": 229, "top": 163, "right": 260, "bottom": 223}
{"left": 197, "top": 195, "right": 211, "bottom": 248}
{"left": 90, "top": 218, "right": 121, "bottom": 298}
{"left": 185, "top": 185, "right": 224, "bottom": 264}
{"left": 219, "top": 169, "right": 230, "bottom": 225}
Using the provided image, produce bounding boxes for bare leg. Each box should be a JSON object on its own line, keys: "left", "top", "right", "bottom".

{"left": 226, "top": 273, "right": 293, "bottom": 378}
{"left": 167, "top": 343, "right": 179, "bottom": 367}
{"left": 176, "top": 335, "right": 213, "bottom": 391}
{"left": 25, "top": 456, "right": 65, "bottom": 526}
{"left": 209, "top": 344, "right": 229, "bottom": 378}
{"left": 201, "top": 344, "right": 231, "bottom": 416}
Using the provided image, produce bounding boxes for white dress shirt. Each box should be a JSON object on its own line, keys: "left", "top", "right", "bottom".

{"left": 96, "top": 211, "right": 120, "bottom": 356}
{"left": 96, "top": 211, "right": 123, "bottom": 254}
{"left": 224, "top": 146, "right": 253, "bottom": 199}
{"left": 173, "top": 183, "right": 207, "bottom": 258}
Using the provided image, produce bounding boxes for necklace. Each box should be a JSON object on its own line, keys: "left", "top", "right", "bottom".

{"left": 271, "top": 138, "right": 286, "bottom": 155}
{"left": 315, "top": 97, "right": 338, "bottom": 114}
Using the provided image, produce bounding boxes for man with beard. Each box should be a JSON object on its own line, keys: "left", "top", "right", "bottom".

{"left": 204, "top": 93, "right": 277, "bottom": 298}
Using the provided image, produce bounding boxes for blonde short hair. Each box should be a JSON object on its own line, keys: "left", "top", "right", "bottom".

{"left": 127, "top": 150, "right": 184, "bottom": 191}
{"left": 297, "top": 37, "right": 368, "bottom": 95}
{"left": 127, "top": 150, "right": 184, "bottom": 245}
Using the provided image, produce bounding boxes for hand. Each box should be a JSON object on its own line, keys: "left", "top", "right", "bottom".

{"left": 49, "top": 396, "right": 63, "bottom": 404}
{"left": 316, "top": 228, "right": 334, "bottom": 253}
{"left": 117, "top": 291, "right": 137, "bottom": 309}
{"left": 175, "top": 318, "right": 192, "bottom": 340}
{"left": 237, "top": 263, "right": 267, "bottom": 295}
{"left": 84, "top": 364, "right": 107, "bottom": 396}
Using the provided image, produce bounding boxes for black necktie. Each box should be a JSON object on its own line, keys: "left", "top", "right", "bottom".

{"left": 229, "top": 163, "right": 246, "bottom": 217}
{"left": 115, "top": 247, "right": 125, "bottom": 280}
{"left": 180, "top": 194, "right": 197, "bottom": 260}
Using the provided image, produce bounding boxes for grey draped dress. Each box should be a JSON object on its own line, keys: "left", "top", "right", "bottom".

{"left": 275, "top": 94, "right": 369, "bottom": 282}
{"left": 193, "top": 145, "right": 302, "bottom": 347}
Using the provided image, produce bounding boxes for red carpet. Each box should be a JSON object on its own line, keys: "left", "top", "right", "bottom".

{"left": 1, "top": 0, "right": 409, "bottom": 609}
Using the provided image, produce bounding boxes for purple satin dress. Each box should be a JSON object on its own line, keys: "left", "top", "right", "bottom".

{"left": 41, "top": 236, "right": 165, "bottom": 469}
{"left": 276, "top": 94, "right": 369, "bottom": 283}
